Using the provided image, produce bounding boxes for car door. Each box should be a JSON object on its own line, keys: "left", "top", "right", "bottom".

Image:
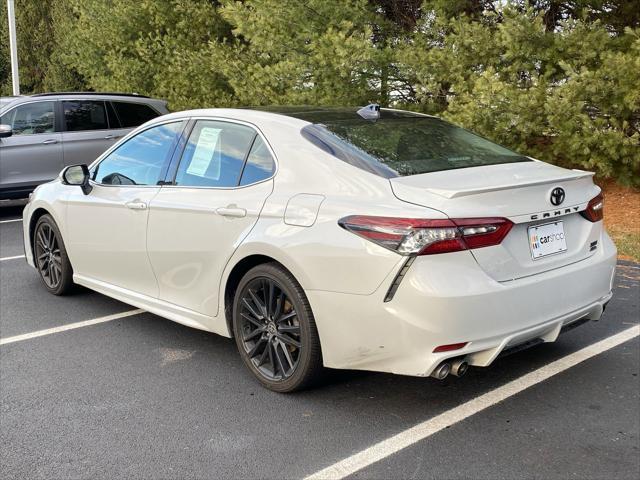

{"left": 147, "top": 119, "right": 276, "bottom": 317}
{"left": 60, "top": 100, "right": 121, "bottom": 166}
{"left": 64, "top": 120, "right": 185, "bottom": 297}
{"left": 0, "top": 100, "right": 63, "bottom": 190}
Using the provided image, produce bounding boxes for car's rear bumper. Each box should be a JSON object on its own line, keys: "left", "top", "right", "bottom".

{"left": 307, "top": 232, "right": 617, "bottom": 377}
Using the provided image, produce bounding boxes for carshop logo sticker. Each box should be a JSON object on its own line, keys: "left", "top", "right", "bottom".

{"left": 528, "top": 221, "right": 568, "bottom": 259}
{"left": 532, "top": 232, "right": 564, "bottom": 249}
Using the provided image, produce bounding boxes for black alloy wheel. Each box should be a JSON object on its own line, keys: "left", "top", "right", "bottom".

{"left": 35, "top": 222, "right": 62, "bottom": 289}
{"left": 233, "top": 263, "right": 323, "bottom": 392}
{"left": 33, "top": 214, "right": 74, "bottom": 295}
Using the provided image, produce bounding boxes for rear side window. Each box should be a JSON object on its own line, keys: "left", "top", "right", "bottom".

{"left": 175, "top": 120, "right": 256, "bottom": 188}
{"left": 301, "top": 116, "right": 531, "bottom": 177}
{"left": 92, "top": 121, "right": 183, "bottom": 186}
{"left": 239, "top": 136, "right": 275, "bottom": 186}
{"left": 0, "top": 101, "right": 55, "bottom": 135}
{"left": 63, "top": 100, "right": 108, "bottom": 131}
{"left": 112, "top": 102, "right": 159, "bottom": 128}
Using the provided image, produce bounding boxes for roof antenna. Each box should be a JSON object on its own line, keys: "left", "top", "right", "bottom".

{"left": 357, "top": 103, "right": 380, "bottom": 121}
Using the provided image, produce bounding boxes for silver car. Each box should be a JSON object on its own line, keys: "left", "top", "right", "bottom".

{"left": 0, "top": 92, "right": 169, "bottom": 200}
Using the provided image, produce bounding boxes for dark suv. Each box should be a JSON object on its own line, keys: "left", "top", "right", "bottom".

{"left": 0, "top": 92, "right": 169, "bottom": 200}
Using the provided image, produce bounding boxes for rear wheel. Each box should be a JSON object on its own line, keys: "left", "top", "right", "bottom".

{"left": 33, "top": 214, "right": 74, "bottom": 295}
{"left": 232, "top": 263, "right": 323, "bottom": 392}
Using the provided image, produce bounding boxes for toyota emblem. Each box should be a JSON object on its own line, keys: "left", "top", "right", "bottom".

{"left": 550, "top": 187, "right": 565, "bottom": 206}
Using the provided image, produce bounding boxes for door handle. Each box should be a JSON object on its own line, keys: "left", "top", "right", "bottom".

{"left": 104, "top": 134, "right": 122, "bottom": 140}
{"left": 216, "top": 206, "right": 247, "bottom": 218}
{"left": 125, "top": 200, "right": 148, "bottom": 210}
{"left": 42, "top": 139, "right": 58, "bottom": 144}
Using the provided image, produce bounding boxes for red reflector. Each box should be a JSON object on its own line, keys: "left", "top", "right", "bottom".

{"left": 433, "top": 342, "right": 468, "bottom": 353}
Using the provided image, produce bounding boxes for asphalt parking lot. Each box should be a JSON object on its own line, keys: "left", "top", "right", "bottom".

{"left": 1, "top": 204, "right": 638, "bottom": 480}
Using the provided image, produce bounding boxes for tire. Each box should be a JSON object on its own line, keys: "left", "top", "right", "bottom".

{"left": 33, "top": 214, "right": 74, "bottom": 295}
{"left": 232, "top": 262, "right": 323, "bottom": 392}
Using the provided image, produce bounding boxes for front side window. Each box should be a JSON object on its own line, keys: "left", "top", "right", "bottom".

{"left": 0, "top": 101, "right": 55, "bottom": 135}
{"left": 301, "top": 115, "right": 531, "bottom": 178}
{"left": 63, "top": 100, "right": 108, "bottom": 131}
{"left": 92, "top": 121, "right": 183, "bottom": 186}
{"left": 112, "top": 102, "right": 159, "bottom": 128}
{"left": 175, "top": 120, "right": 256, "bottom": 188}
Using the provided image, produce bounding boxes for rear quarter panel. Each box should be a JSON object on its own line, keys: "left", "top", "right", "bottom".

{"left": 218, "top": 128, "right": 449, "bottom": 317}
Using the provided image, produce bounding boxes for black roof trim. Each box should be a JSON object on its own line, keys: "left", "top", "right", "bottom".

{"left": 31, "top": 92, "right": 150, "bottom": 99}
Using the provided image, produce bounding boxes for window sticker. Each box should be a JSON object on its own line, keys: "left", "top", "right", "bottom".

{"left": 187, "top": 127, "right": 221, "bottom": 178}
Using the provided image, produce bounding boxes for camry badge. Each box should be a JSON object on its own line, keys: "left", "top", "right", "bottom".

{"left": 550, "top": 187, "right": 565, "bottom": 206}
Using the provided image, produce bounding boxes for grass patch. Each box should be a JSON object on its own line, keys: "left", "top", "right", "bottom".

{"left": 608, "top": 228, "right": 640, "bottom": 262}
{"left": 598, "top": 180, "right": 640, "bottom": 263}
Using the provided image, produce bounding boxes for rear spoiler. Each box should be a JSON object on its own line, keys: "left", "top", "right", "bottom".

{"left": 420, "top": 170, "right": 594, "bottom": 199}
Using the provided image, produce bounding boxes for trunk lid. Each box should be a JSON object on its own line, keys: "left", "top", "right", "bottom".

{"left": 390, "top": 161, "right": 602, "bottom": 281}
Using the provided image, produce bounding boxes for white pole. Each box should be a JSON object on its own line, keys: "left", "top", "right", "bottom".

{"left": 7, "top": 0, "right": 20, "bottom": 95}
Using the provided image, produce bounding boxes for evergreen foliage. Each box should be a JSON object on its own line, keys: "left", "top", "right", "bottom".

{"left": 1, "top": 1, "right": 638, "bottom": 184}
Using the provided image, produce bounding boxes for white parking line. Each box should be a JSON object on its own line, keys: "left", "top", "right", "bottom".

{"left": 0, "top": 309, "right": 145, "bottom": 346}
{"left": 305, "top": 324, "right": 640, "bottom": 480}
{"left": 0, "top": 254, "right": 25, "bottom": 262}
{"left": 0, "top": 218, "right": 21, "bottom": 224}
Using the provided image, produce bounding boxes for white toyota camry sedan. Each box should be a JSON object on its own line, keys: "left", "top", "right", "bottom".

{"left": 22, "top": 105, "right": 617, "bottom": 392}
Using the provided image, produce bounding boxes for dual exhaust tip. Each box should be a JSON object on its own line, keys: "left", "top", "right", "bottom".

{"left": 430, "top": 357, "right": 469, "bottom": 380}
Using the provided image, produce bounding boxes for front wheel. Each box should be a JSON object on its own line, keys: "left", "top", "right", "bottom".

{"left": 232, "top": 263, "right": 323, "bottom": 392}
{"left": 33, "top": 214, "right": 74, "bottom": 295}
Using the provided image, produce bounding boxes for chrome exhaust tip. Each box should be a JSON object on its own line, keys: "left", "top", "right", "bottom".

{"left": 430, "top": 362, "right": 451, "bottom": 380}
{"left": 450, "top": 358, "right": 469, "bottom": 377}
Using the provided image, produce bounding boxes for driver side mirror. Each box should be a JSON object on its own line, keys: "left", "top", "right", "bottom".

{"left": 0, "top": 124, "right": 12, "bottom": 138}
{"left": 61, "top": 164, "right": 93, "bottom": 195}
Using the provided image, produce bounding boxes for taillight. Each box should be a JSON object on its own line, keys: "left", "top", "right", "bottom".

{"left": 338, "top": 215, "right": 513, "bottom": 255}
{"left": 580, "top": 193, "right": 604, "bottom": 222}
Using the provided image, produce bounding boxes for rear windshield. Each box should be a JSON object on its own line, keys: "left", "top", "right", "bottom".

{"left": 301, "top": 116, "right": 531, "bottom": 178}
